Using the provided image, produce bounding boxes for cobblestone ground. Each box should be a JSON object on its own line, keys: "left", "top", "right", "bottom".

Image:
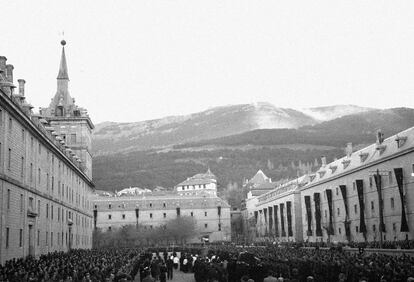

{"left": 134, "top": 269, "right": 194, "bottom": 282}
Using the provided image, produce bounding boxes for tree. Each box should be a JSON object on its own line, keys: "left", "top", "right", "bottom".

{"left": 165, "top": 216, "right": 197, "bottom": 244}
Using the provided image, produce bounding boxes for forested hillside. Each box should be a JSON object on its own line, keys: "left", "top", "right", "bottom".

{"left": 92, "top": 107, "right": 414, "bottom": 192}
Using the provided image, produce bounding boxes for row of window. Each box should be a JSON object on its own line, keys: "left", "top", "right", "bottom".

{"left": 107, "top": 211, "right": 211, "bottom": 220}
{"left": 5, "top": 189, "right": 92, "bottom": 228}
{"left": 107, "top": 223, "right": 221, "bottom": 231}
{"left": 0, "top": 111, "right": 91, "bottom": 211}
{"left": 319, "top": 197, "right": 396, "bottom": 219}
{"left": 4, "top": 227, "right": 90, "bottom": 249}
{"left": 179, "top": 184, "right": 208, "bottom": 190}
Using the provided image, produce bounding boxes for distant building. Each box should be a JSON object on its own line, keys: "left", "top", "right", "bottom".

{"left": 175, "top": 169, "right": 217, "bottom": 196}
{"left": 245, "top": 127, "right": 414, "bottom": 244}
{"left": 93, "top": 170, "right": 231, "bottom": 243}
{"left": 0, "top": 41, "right": 94, "bottom": 264}
{"left": 301, "top": 129, "right": 414, "bottom": 243}
{"left": 252, "top": 176, "right": 309, "bottom": 242}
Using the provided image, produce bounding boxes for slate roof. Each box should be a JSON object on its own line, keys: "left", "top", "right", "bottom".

{"left": 176, "top": 169, "right": 217, "bottom": 187}
{"left": 303, "top": 127, "right": 414, "bottom": 189}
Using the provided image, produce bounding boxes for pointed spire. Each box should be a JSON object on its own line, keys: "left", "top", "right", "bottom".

{"left": 57, "top": 40, "right": 69, "bottom": 80}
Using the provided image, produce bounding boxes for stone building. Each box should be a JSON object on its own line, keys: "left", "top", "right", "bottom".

{"left": 248, "top": 176, "right": 308, "bottom": 242}
{"left": 175, "top": 168, "right": 217, "bottom": 196}
{"left": 93, "top": 171, "right": 231, "bottom": 243}
{"left": 301, "top": 129, "right": 414, "bottom": 243}
{"left": 245, "top": 127, "right": 414, "bottom": 244}
{"left": 0, "top": 41, "right": 94, "bottom": 264}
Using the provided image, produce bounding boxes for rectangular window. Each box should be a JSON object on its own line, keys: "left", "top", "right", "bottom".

{"left": 19, "top": 229, "right": 22, "bottom": 247}
{"left": 22, "top": 129, "right": 25, "bottom": 142}
{"left": 393, "top": 223, "right": 397, "bottom": 231}
{"left": 373, "top": 224, "right": 376, "bottom": 232}
{"left": 31, "top": 137, "right": 33, "bottom": 149}
{"left": 21, "top": 157, "right": 24, "bottom": 178}
{"left": 38, "top": 143, "right": 41, "bottom": 155}
{"left": 150, "top": 213, "right": 153, "bottom": 218}
{"left": 205, "top": 223, "right": 208, "bottom": 228}
{"left": 163, "top": 202, "right": 166, "bottom": 208}
{"left": 353, "top": 182, "right": 356, "bottom": 191}
{"left": 369, "top": 177, "right": 373, "bottom": 188}
{"left": 8, "top": 148, "right": 11, "bottom": 170}
{"left": 38, "top": 200, "right": 40, "bottom": 216}
{"left": 149, "top": 203, "right": 152, "bottom": 208}
{"left": 6, "top": 227, "right": 9, "bottom": 248}
{"left": 354, "top": 204, "right": 358, "bottom": 214}
{"left": 46, "top": 231, "right": 48, "bottom": 246}
{"left": 20, "top": 194, "right": 23, "bottom": 213}
{"left": 205, "top": 212, "right": 207, "bottom": 217}
{"left": 51, "top": 205, "right": 53, "bottom": 220}
{"left": 7, "top": 189, "right": 10, "bottom": 209}
{"left": 122, "top": 214, "right": 125, "bottom": 219}
{"left": 30, "top": 163, "right": 33, "bottom": 182}
{"left": 391, "top": 198, "right": 395, "bottom": 209}
{"left": 51, "top": 232, "right": 53, "bottom": 246}
{"left": 371, "top": 201, "right": 374, "bottom": 211}
{"left": 388, "top": 171, "right": 393, "bottom": 184}
{"left": 109, "top": 204, "right": 112, "bottom": 209}
{"left": 8, "top": 118, "right": 12, "bottom": 133}
{"left": 46, "top": 204, "right": 49, "bottom": 218}
{"left": 163, "top": 213, "right": 166, "bottom": 218}
{"left": 38, "top": 168, "right": 41, "bottom": 184}
{"left": 191, "top": 212, "right": 194, "bottom": 217}
{"left": 356, "top": 226, "right": 359, "bottom": 233}
{"left": 46, "top": 173, "right": 49, "bottom": 190}
{"left": 218, "top": 223, "right": 221, "bottom": 231}
{"left": 37, "top": 230, "right": 40, "bottom": 246}
{"left": 337, "top": 208, "right": 340, "bottom": 216}
{"left": 336, "top": 187, "right": 338, "bottom": 196}
{"left": 28, "top": 197, "right": 33, "bottom": 209}
{"left": 108, "top": 214, "right": 111, "bottom": 220}
{"left": 51, "top": 176, "right": 54, "bottom": 193}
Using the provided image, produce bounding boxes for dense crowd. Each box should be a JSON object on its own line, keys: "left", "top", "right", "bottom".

{"left": 0, "top": 249, "right": 141, "bottom": 282}
{"left": 194, "top": 244, "right": 414, "bottom": 282}
{"left": 250, "top": 240, "right": 414, "bottom": 250}
{"left": 1, "top": 244, "right": 414, "bottom": 282}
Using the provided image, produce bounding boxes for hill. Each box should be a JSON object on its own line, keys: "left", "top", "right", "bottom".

{"left": 92, "top": 103, "right": 371, "bottom": 155}
{"left": 92, "top": 107, "right": 414, "bottom": 192}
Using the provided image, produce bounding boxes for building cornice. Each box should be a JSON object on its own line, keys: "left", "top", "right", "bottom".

{"left": 0, "top": 173, "right": 93, "bottom": 218}
{"left": 302, "top": 145, "right": 414, "bottom": 191}
{"left": 0, "top": 91, "right": 94, "bottom": 188}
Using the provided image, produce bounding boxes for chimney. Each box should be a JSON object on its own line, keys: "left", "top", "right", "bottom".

{"left": 0, "top": 56, "right": 6, "bottom": 75}
{"left": 18, "top": 79, "right": 25, "bottom": 96}
{"left": 321, "top": 156, "right": 327, "bottom": 167}
{"left": 376, "top": 129, "right": 384, "bottom": 144}
{"left": 6, "top": 64, "right": 14, "bottom": 83}
{"left": 346, "top": 142, "right": 353, "bottom": 157}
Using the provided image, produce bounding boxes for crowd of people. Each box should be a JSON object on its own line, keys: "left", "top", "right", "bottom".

{"left": 194, "top": 244, "right": 414, "bottom": 282}
{"left": 0, "top": 249, "right": 141, "bottom": 282}
{"left": 1, "top": 244, "right": 414, "bottom": 282}
{"left": 249, "top": 239, "right": 414, "bottom": 250}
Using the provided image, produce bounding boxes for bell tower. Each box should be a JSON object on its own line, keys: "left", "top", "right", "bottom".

{"left": 40, "top": 40, "right": 94, "bottom": 178}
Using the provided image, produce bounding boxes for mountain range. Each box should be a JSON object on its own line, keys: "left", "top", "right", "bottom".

{"left": 93, "top": 103, "right": 372, "bottom": 155}
{"left": 92, "top": 103, "right": 414, "bottom": 194}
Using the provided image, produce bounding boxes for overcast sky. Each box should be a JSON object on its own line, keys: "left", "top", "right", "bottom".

{"left": 1, "top": 1, "right": 414, "bottom": 123}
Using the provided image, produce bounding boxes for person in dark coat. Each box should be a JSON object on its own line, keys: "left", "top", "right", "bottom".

{"left": 159, "top": 261, "right": 167, "bottom": 282}
{"left": 166, "top": 257, "right": 174, "bottom": 280}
